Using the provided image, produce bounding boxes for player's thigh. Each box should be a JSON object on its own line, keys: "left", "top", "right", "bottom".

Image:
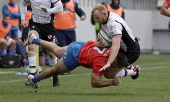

{"left": 45, "top": 41, "right": 56, "bottom": 59}
{"left": 59, "top": 46, "right": 67, "bottom": 55}
{"left": 0, "top": 39, "right": 7, "bottom": 45}
{"left": 53, "top": 58, "right": 70, "bottom": 74}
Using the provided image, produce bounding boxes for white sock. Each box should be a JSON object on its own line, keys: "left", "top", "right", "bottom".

{"left": 115, "top": 69, "right": 126, "bottom": 78}
{"left": 28, "top": 56, "right": 36, "bottom": 66}
{"left": 27, "top": 56, "right": 37, "bottom": 74}
{"left": 127, "top": 64, "right": 134, "bottom": 69}
{"left": 126, "top": 69, "right": 136, "bottom": 76}
{"left": 115, "top": 69, "right": 136, "bottom": 78}
{"left": 49, "top": 57, "right": 58, "bottom": 67}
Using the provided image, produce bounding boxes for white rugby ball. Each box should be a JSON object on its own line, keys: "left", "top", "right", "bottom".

{"left": 98, "top": 30, "right": 112, "bottom": 47}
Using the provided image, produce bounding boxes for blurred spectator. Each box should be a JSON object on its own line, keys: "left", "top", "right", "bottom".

{"left": 2, "top": 0, "right": 21, "bottom": 40}
{"left": 54, "top": 0, "right": 86, "bottom": 47}
{"left": 106, "top": 0, "right": 125, "bottom": 19}
{"left": 160, "top": 0, "right": 170, "bottom": 17}
{"left": 0, "top": 15, "right": 16, "bottom": 57}
{"left": 54, "top": 0, "right": 86, "bottom": 75}
{"left": 91, "top": 2, "right": 106, "bottom": 38}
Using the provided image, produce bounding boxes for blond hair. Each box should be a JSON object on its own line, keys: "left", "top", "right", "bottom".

{"left": 91, "top": 4, "right": 107, "bottom": 14}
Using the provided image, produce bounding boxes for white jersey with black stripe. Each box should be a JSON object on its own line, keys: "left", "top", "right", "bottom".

{"left": 23, "top": 0, "right": 61, "bottom": 24}
{"left": 100, "top": 12, "right": 137, "bottom": 52}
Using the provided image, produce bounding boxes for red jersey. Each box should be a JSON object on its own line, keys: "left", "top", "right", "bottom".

{"left": 165, "top": 0, "right": 170, "bottom": 6}
{"left": 78, "top": 41, "right": 110, "bottom": 76}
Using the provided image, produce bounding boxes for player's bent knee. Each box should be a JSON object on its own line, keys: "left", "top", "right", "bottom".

{"left": 10, "top": 39, "right": 16, "bottom": 46}
{"left": 6, "top": 38, "right": 12, "bottom": 46}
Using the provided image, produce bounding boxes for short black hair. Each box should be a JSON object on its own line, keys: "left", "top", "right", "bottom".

{"left": 116, "top": 52, "right": 128, "bottom": 67}
{"left": 3, "top": 15, "right": 10, "bottom": 18}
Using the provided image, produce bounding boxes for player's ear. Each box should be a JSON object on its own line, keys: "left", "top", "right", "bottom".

{"left": 116, "top": 52, "right": 128, "bottom": 68}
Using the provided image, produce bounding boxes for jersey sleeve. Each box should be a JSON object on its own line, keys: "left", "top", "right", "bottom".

{"left": 47, "top": 0, "right": 63, "bottom": 13}
{"left": 20, "top": 0, "right": 28, "bottom": 20}
{"left": 165, "top": 0, "right": 170, "bottom": 6}
{"left": 51, "top": 0, "right": 61, "bottom": 5}
{"left": 109, "top": 20, "right": 123, "bottom": 37}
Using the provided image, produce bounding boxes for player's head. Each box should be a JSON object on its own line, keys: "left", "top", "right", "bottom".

{"left": 28, "top": 1, "right": 31, "bottom": 6}
{"left": 91, "top": 4, "right": 108, "bottom": 24}
{"left": 3, "top": 15, "right": 10, "bottom": 25}
{"left": 112, "top": 0, "right": 120, "bottom": 6}
{"left": 115, "top": 52, "right": 128, "bottom": 68}
{"left": 9, "top": 0, "right": 17, "bottom": 4}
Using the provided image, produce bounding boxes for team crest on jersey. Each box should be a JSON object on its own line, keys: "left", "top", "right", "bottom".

{"left": 48, "top": 35, "right": 52, "bottom": 39}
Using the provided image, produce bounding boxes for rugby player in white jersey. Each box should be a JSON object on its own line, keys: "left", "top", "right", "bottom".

{"left": 91, "top": 4, "right": 140, "bottom": 79}
{"left": 20, "top": 0, "right": 63, "bottom": 86}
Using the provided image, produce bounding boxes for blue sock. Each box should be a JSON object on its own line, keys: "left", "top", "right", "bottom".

{"left": 32, "top": 38, "right": 41, "bottom": 45}
{"left": 32, "top": 75, "right": 40, "bottom": 83}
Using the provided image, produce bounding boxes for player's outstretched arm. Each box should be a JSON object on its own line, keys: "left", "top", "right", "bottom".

{"left": 91, "top": 73, "right": 121, "bottom": 88}
{"left": 99, "top": 36, "right": 121, "bottom": 72}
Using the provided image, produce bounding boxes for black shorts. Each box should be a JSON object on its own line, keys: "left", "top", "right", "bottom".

{"left": 120, "top": 42, "right": 140, "bottom": 65}
{"left": 29, "top": 19, "right": 55, "bottom": 42}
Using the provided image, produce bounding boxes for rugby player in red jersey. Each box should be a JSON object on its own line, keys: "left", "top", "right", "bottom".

{"left": 23, "top": 33, "right": 139, "bottom": 88}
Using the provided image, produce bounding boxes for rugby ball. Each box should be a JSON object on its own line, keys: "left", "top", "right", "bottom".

{"left": 98, "top": 30, "right": 112, "bottom": 47}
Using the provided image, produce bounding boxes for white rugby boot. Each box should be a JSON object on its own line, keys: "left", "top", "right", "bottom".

{"left": 28, "top": 75, "right": 39, "bottom": 89}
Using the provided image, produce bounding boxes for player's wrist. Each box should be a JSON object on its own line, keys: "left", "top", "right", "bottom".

{"left": 111, "top": 80, "right": 115, "bottom": 85}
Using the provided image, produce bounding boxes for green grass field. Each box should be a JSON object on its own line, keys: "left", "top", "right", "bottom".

{"left": 0, "top": 53, "right": 170, "bottom": 102}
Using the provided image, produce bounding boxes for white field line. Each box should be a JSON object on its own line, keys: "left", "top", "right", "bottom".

{"left": 138, "top": 62, "right": 170, "bottom": 66}
{"left": 0, "top": 64, "right": 170, "bottom": 84}
{"left": 0, "top": 73, "right": 91, "bottom": 83}
{"left": 141, "top": 65, "right": 170, "bottom": 70}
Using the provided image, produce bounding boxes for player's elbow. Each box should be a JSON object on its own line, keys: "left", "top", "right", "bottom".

{"left": 160, "top": 7, "right": 166, "bottom": 15}
{"left": 58, "top": 6, "right": 63, "bottom": 13}
{"left": 160, "top": 8, "right": 164, "bottom": 15}
{"left": 91, "top": 82, "right": 98, "bottom": 88}
{"left": 91, "top": 81, "right": 100, "bottom": 88}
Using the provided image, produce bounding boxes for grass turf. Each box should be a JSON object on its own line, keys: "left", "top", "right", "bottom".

{"left": 0, "top": 53, "right": 170, "bottom": 102}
